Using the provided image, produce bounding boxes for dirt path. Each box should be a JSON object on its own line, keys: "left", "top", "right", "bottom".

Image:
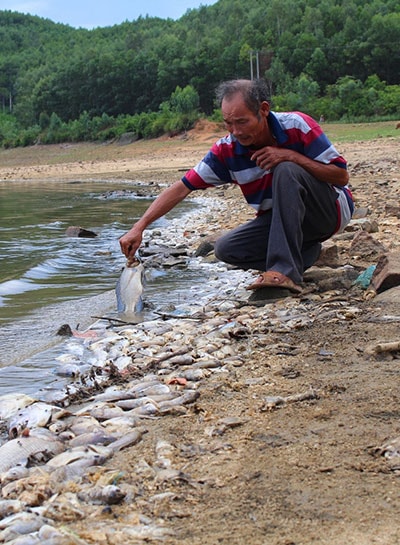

{"left": 1, "top": 125, "right": 400, "bottom": 544}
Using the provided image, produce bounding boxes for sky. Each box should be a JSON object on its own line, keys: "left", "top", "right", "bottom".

{"left": 0, "top": 0, "right": 218, "bottom": 28}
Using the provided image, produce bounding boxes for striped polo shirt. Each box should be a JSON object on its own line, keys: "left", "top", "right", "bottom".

{"left": 182, "top": 111, "right": 354, "bottom": 233}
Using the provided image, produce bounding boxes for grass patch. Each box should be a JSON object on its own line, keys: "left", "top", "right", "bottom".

{"left": 323, "top": 121, "right": 399, "bottom": 143}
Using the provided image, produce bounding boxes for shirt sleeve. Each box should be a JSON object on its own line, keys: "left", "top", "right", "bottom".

{"left": 292, "top": 112, "right": 347, "bottom": 170}
{"left": 182, "top": 141, "right": 234, "bottom": 190}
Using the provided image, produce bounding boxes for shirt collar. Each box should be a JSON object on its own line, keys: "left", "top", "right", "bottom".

{"left": 268, "top": 111, "right": 288, "bottom": 145}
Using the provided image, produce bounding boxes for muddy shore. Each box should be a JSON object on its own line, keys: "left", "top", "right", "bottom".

{"left": 1, "top": 124, "right": 400, "bottom": 545}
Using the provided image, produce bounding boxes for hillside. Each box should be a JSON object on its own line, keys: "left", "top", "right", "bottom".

{"left": 0, "top": 0, "right": 399, "bottom": 130}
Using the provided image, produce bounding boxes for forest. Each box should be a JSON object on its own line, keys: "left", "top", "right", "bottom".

{"left": 0, "top": 0, "right": 399, "bottom": 147}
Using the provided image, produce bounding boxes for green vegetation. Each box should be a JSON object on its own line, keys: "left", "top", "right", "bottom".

{"left": 0, "top": 0, "right": 399, "bottom": 147}
{"left": 322, "top": 121, "right": 399, "bottom": 143}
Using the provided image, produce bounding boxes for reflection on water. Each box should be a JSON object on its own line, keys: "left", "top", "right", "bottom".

{"left": 0, "top": 180, "right": 202, "bottom": 394}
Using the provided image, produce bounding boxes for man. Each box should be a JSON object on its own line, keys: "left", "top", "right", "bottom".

{"left": 120, "top": 78, "right": 353, "bottom": 294}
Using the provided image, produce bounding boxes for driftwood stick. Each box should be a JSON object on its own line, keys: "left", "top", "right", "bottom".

{"left": 365, "top": 340, "right": 400, "bottom": 356}
{"left": 90, "top": 315, "right": 138, "bottom": 325}
{"left": 285, "top": 389, "right": 319, "bottom": 403}
{"left": 153, "top": 311, "right": 204, "bottom": 321}
{"left": 262, "top": 389, "right": 319, "bottom": 410}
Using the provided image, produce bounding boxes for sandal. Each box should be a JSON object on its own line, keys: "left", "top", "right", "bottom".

{"left": 246, "top": 271, "right": 302, "bottom": 294}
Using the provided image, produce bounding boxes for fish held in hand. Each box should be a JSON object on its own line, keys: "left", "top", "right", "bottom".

{"left": 116, "top": 258, "right": 144, "bottom": 315}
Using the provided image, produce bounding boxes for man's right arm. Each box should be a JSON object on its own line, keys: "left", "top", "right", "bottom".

{"left": 119, "top": 180, "right": 192, "bottom": 262}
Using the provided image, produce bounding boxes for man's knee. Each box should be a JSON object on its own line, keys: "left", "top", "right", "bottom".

{"left": 273, "top": 161, "right": 317, "bottom": 196}
{"left": 274, "top": 161, "right": 310, "bottom": 183}
{"left": 274, "top": 161, "right": 296, "bottom": 175}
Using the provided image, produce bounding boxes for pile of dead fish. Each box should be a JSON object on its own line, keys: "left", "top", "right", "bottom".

{"left": 0, "top": 190, "right": 372, "bottom": 543}
{"left": 0, "top": 282, "right": 369, "bottom": 543}
{"left": 0, "top": 298, "right": 245, "bottom": 543}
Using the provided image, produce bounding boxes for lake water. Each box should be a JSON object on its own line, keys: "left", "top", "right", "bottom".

{"left": 0, "top": 180, "right": 161, "bottom": 323}
{"left": 0, "top": 179, "right": 209, "bottom": 395}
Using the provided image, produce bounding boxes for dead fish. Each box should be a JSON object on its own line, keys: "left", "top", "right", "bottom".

{"left": 205, "top": 417, "right": 247, "bottom": 437}
{"left": 0, "top": 393, "right": 36, "bottom": 421}
{"left": 48, "top": 447, "right": 112, "bottom": 481}
{"left": 35, "top": 388, "right": 70, "bottom": 406}
{"left": 261, "top": 389, "right": 319, "bottom": 411}
{"left": 4, "top": 534, "right": 41, "bottom": 545}
{"left": 129, "top": 381, "right": 171, "bottom": 398}
{"left": 157, "top": 389, "right": 199, "bottom": 411}
{"left": 374, "top": 436, "right": 400, "bottom": 470}
{"left": 7, "top": 402, "right": 66, "bottom": 438}
{"left": 73, "top": 401, "right": 124, "bottom": 421}
{"left": 0, "top": 512, "right": 49, "bottom": 541}
{"left": 122, "top": 524, "right": 175, "bottom": 540}
{"left": 90, "top": 386, "right": 133, "bottom": 403}
{"left": 38, "top": 524, "right": 77, "bottom": 543}
{"left": 11, "top": 524, "right": 73, "bottom": 545}
{"left": 68, "top": 431, "right": 118, "bottom": 448}
{"left": 77, "top": 484, "right": 126, "bottom": 505}
{"left": 155, "top": 439, "right": 174, "bottom": 469}
{"left": 100, "top": 415, "right": 140, "bottom": 432}
{"left": 116, "top": 258, "right": 144, "bottom": 314}
{"left": 0, "top": 436, "right": 64, "bottom": 473}
{"left": 130, "top": 402, "right": 159, "bottom": 417}
{"left": 115, "top": 391, "right": 178, "bottom": 410}
{"left": 0, "top": 499, "right": 24, "bottom": 520}
{"left": 108, "top": 429, "right": 143, "bottom": 452}
{"left": 54, "top": 362, "right": 85, "bottom": 378}
{"left": 0, "top": 464, "right": 30, "bottom": 485}
{"left": 67, "top": 416, "right": 103, "bottom": 436}
{"left": 46, "top": 444, "right": 113, "bottom": 470}
{"left": 382, "top": 437, "right": 400, "bottom": 458}
{"left": 89, "top": 405, "right": 125, "bottom": 421}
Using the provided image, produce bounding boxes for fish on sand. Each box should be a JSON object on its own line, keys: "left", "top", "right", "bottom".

{"left": 115, "top": 257, "right": 144, "bottom": 315}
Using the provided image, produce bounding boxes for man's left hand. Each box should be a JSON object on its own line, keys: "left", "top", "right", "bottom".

{"left": 251, "top": 147, "right": 294, "bottom": 170}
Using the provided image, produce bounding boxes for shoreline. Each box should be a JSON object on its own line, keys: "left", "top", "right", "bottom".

{"left": 0, "top": 188, "right": 252, "bottom": 392}
{"left": 1, "top": 134, "right": 400, "bottom": 544}
{"left": 0, "top": 131, "right": 218, "bottom": 184}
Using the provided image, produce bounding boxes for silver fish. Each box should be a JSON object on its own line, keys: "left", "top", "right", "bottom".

{"left": 0, "top": 393, "right": 36, "bottom": 421}
{"left": 68, "top": 431, "right": 118, "bottom": 448}
{"left": 45, "top": 444, "right": 113, "bottom": 470}
{"left": 77, "top": 484, "right": 126, "bottom": 505}
{"left": 0, "top": 512, "right": 48, "bottom": 542}
{"left": 116, "top": 258, "right": 144, "bottom": 314}
{"left": 0, "top": 436, "right": 64, "bottom": 473}
{"left": 0, "top": 465, "right": 30, "bottom": 485}
{"left": 108, "top": 429, "right": 143, "bottom": 452}
{"left": 7, "top": 402, "right": 68, "bottom": 438}
{"left": 0, "top": 499, "right": 24, "bottom": 519}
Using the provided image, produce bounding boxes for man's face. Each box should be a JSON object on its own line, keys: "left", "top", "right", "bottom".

{"left": 221, "top": 93, "right": 270, "bottom": 148}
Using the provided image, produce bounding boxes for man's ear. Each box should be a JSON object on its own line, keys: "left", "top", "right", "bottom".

{"left": 260, "top": 101, "right": 270, "bottom": 118}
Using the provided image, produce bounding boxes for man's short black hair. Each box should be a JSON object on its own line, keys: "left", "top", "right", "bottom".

{"left": 216, "top": 79, "right": 271, "bottom": 115}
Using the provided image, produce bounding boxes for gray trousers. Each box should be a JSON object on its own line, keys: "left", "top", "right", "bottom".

{"left": 214, "top": 161, "right": 339, "bottom": 283}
